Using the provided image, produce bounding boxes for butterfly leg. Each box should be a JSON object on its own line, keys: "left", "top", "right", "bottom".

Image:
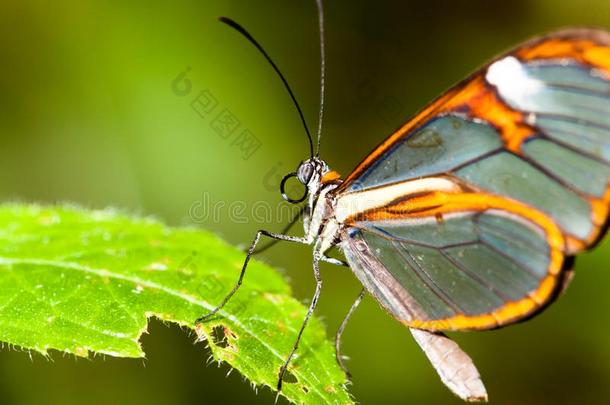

{"left": 277, "top": 241, "right": 323, "bottom": 391}
{"left": 194, "top": 230, "right": 308, "bottom": 325}
{"left": 335, "top": 287, "right": 366, "bottom": 379}
{"left": 320, "top": 255, "right": 348, "bottom": 267}
{"left": 252, "top": 206, "right": 305, "bottom": 255}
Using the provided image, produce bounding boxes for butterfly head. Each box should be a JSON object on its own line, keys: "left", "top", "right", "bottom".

{"left": 280, "top": 158, "right": 329, "bottom": 204}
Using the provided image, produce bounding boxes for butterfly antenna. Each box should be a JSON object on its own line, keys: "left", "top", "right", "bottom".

{"left": 219, "top": 17, "right": 315, "bottom": 158}
{"left": 314, "top": 0, "right": 326, "bottom": 157}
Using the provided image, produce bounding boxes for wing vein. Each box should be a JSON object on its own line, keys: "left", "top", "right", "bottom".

{"left": 394, "top": 241, "right": 466, "bottom": 315}
{"left": 439, "top": 248, "right": 511, "bottom": 302}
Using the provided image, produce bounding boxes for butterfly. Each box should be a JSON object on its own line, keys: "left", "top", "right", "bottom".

{"left": 195, "top": 1, "right": 610, "bottom": 401}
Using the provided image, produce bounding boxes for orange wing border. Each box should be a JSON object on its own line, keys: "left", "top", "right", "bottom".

{"left": 345, "top": 191, "right": 570, "bottom": 331}
{"left": 337, "top": 28, "right": 610, "bottom": 252}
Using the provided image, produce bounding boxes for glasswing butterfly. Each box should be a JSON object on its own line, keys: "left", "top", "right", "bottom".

{"left": 196, "top": 0, "right": 610, "bottom": 401}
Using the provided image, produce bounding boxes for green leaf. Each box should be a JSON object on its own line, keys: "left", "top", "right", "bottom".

{"left": 0, "top": 204, "right": 352, "bottom": 404}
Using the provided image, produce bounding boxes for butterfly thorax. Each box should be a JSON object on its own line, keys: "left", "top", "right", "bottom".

{"left": 298, "top": 158, "right": 343, "bottom": 252}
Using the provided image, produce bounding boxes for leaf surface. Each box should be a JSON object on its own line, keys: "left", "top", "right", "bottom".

{"left": 0, "top": 204, "right": 352, "bottom": 404}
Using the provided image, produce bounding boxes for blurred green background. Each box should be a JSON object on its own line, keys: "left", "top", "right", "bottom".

{"left": 1, "top": 0, "right": 610, "bottom": 404}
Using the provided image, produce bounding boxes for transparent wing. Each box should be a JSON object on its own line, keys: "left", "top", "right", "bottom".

{"left": 338, "top": 28, "right": 610, "bottom": 253}
{"left": 341, "top": 207, "right": 566, "bottom": 331}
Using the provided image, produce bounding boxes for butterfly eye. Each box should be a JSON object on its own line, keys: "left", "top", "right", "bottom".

{"left": 296, "top": 162, "right": 315, "bottom": 185}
